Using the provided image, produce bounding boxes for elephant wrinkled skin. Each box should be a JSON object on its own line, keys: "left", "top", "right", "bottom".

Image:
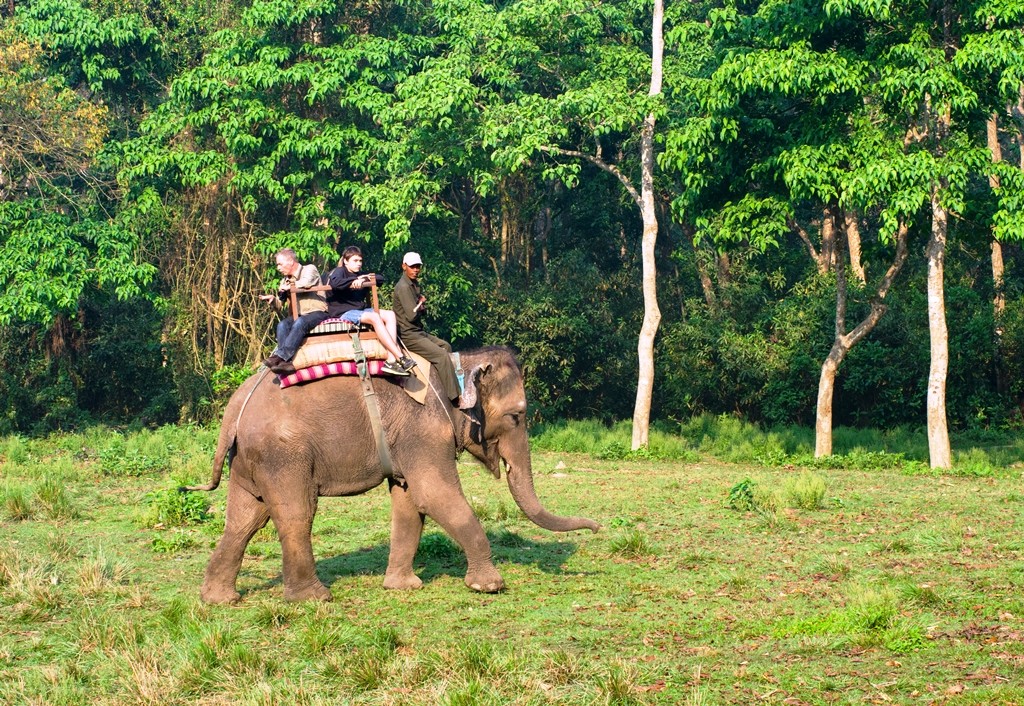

{"left": 188, "top": 346, "right": 599, "bottom": 603}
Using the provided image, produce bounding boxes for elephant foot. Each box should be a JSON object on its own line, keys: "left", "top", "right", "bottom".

{"left": 201, "top": 584, "right": 242, "bottom": 605}
{"left": 465, "top": 567, "right": 504, "bottom": 593}
{"left": 383, "top": 570, "right": 423, "bottom": 590}
{"left": 284, "top": 581, "right": 333, "bottom": 602}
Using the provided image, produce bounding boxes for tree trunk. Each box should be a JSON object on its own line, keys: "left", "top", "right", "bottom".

{"left": 630, "top": 0, "right": 664, "bottom": 450}
{"left": 694, "top": 246, "right": 717, "bottom": 311}
{"left": 815, "top": 223, "right": 908, "bottom": 457}
{"left": 815, "top": 247, "right": 846, "bottom": 458}
{"left": 844, "top": 210, "right": 866, "bottom": 284}
{"left": 1016, "top": 85, "right": 1024, "bottom": 170}
{"left": 789, "top": 216, "right": 822, "bottom": 271}
{"left": 927, "top": 185, "right": 952, "bottom": 469}
{"left": 716, "top": 251, "right": 731, "bottom": 287}
{"left": 821, "top": 204, "right": 837, "bottom": 273}
{"left": 987, "top": 113, "right": 1008, "bottom": 393}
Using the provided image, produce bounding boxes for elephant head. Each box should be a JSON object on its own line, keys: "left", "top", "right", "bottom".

{"left": 459, "top": 347, "right": 599, "bottom": 534}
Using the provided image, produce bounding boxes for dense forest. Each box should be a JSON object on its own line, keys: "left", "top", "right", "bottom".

{"left": 2, "top": 0, "right": 1023, "bottom": 446}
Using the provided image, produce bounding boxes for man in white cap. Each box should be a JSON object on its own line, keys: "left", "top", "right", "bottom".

{"left": 393, "top": 252, "right": 461, "bottom": 404}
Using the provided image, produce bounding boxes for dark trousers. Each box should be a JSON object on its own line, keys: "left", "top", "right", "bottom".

{"left": 275, "top": 311, "right": 329, "bottom": 360}
{"left": 401, "top": 330, "right": 461, "bottom": 402}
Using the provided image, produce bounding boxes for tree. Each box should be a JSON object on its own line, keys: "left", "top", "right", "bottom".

{"left": 662, "top": 0, "right": 1024, "bottom": 463}
{"left": 477, "top": 0, "right": 673, "bottom": 447}
{"left": 0, "top": 26, "right": 154, "bottom": 326}
{"left": 661, "top": 0, "right": 920, "bottom": 456}
{"left": 632, "top": 0, "right": 664, "bottom": 449}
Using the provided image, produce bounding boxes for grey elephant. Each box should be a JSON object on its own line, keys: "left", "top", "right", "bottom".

{"left": 187, "top": 346, "right": 599, "bottom": 603}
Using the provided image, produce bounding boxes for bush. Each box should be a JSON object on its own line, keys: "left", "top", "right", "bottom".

{"left": 35, "top": 478, "right": 79, "bottom": 520}
{"left": 782, "top": 472, "right": 827, "bottom": 510}
{"left": 2, "top": 484, "right": 33, "bottom": 521}
{"left": 141, "top": 487, "right": 211, "bottom": 527}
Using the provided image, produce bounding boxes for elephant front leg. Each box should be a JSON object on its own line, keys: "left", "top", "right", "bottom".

{"left": 416, "top": 481, "right": 505, "bottom": 593}
{"left": 384, "top": 481, "right": 425, "bottom": 590}
{"left": 201, "top": 482, "right": 270, "bottom": 604}
{"left": 264, "top": 485, "right": 332, "bottom": 602}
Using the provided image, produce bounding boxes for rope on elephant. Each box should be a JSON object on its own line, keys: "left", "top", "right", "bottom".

{"left": 351, "top": 334, "right": 398, "bottom": 480}
{"left": 235, "top": 366, "right": 273, "bottom": 439}
{"left": 426, "top": 375, "right": 461, "bottom": 455}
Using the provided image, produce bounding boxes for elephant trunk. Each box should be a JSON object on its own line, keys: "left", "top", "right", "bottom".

{"left": 500, "top": 428, "right": 600, "bottom": 533}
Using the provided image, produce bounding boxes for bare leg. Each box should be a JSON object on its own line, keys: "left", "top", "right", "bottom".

{"left": 201, "top": 481, "right": 270, "bottom": 604}
{"left": 384, "top": 480, "right": 425, "bottom": 589}
{"left": 360, "top": 310, "right": 404, "bottom": 361}
{"left": 380, "top": 309, "right": 399, "bottom": 343}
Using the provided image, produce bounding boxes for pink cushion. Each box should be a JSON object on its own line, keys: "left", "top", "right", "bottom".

{"left": 279, "top": 359, "right": 386, "bottom": 388}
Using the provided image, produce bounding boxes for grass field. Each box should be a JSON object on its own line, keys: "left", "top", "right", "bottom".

{"left": 1, "top": 421, "right": 1023, "bottom": 705}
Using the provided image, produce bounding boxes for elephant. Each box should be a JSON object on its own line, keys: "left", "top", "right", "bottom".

{"left": 187, "top": 345, "right": 599, "bottom": 603}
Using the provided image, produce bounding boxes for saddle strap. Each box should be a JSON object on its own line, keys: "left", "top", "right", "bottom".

{"left": 351, "top": 334, "right": 398, "bottom": 479}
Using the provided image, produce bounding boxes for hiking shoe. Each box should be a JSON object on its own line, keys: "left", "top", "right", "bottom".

{"left": 381, "top": 360, "right": 411, "bottom": 376}
{"left": 398, "top": 356, "right": 417, "bottom": 372}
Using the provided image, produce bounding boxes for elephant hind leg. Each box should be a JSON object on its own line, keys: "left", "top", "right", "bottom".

{"left": 263, "top": 481, "right": 332, "bottom": 602}
{"left": 384, "top": 481, "right": 424, "bottom": 590}
{"left": 201, "top": 481, "right": 270, "bottom": 604}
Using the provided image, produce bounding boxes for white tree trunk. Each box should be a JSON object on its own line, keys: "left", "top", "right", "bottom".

{"left": 815, "top": 353, "right": 840, "bottom": 457}
{"left": 987, "top": 114, "right": 1008, "bottom": 393}
{"left": 927, "top": 187, "right": 952, "bottom": 469}
{"left": 631, "top": 0, "right": 664, "bottom": 450}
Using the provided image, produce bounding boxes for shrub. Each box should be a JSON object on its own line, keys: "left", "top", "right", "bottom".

{"left": 609, "top": 529, "right": 656, "bottom": 560}
{"left": 35, "top": 478, "right": 79, "bottom": 520}
{"left": 141, "top": 488, "right": 211, "bottom": 527}
{"left": 782, "top": 472, "right": 827, "bottom": 510}
{"left": 99, "top": 438, "right": 168, "bottom": 477}
{"left": 2, "top": 484, "right": 33, "bottom": 520}
{"left": 727, "top": 479, "right": 757, "bottom": 511}
{"left": 151, "top": 530, "right": 198, "bottom": 553}
{"left": 1, "top": 435, "right": 30, "bottom": 464}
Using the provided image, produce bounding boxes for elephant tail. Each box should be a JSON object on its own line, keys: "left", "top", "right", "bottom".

{"left": 182, "top": 367, "right": 269, "bottom": 492}
{"left": 182, "top": 425, "right": 236, "bottom": 492}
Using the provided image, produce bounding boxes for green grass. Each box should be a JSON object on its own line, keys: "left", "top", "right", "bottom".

{"left": 1, "top": 422, "right": 1024, "bottom": 704}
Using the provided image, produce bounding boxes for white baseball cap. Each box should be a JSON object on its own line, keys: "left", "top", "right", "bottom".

{"left": 402, "top": 252, "right": 423, "bottom": 266}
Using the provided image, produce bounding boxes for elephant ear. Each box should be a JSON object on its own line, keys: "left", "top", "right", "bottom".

{"left": 458, "top": 362, "right": 491, "bottom": 411}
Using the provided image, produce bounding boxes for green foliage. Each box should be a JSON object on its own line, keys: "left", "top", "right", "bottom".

{"left": 2, "top": 483, "right": 34, "bottom": 521}
{"left": 533, "top": 419, "right": 700, "bottom": 461}
{"left": 34, "top": 478, "right": 78, "bottom": 520}
{"left": 3, "top": 0, "right": 1024, "bottom": 443}
{"left": 18, "top": 0, "right": 163, "bottom": 98}
{"left": 781, "top": 471, "right": 827, "bottom": 510}
{"left": 609, "top": 529, "right": 656, "bottom": 560}
{"left": 0, "top": 25, "right": 158, "bottom": 332}
{"left": 141, "top": 487, "right": 211, "bottom": 527}
{"left": 99, "top": 441, "right": 167, "bottom": 477}
{"left": 802, "top": 450, "right": 910, "bottom": 471}
{"left": 727, "top": 478, "right": 756, "bottom": 511}
{"left": 150, "top": 530, "right": 198, "bottom": 553}
{"left": 773, "top": 583, "right": 927, "bottom": 653}
{"left": 476, "top": 255, "right": 639, "bottom": 422}
{"left": 415, "top": 533, "right": 462, "bottom": 565}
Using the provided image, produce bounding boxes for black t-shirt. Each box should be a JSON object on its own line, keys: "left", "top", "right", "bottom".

{"left": 325, "top": 267, "right": 384, "bottom": 317}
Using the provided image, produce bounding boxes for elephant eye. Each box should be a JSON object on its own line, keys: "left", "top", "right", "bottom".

{"left": 505, "top": 412, "right": 522, "bottom": 426}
